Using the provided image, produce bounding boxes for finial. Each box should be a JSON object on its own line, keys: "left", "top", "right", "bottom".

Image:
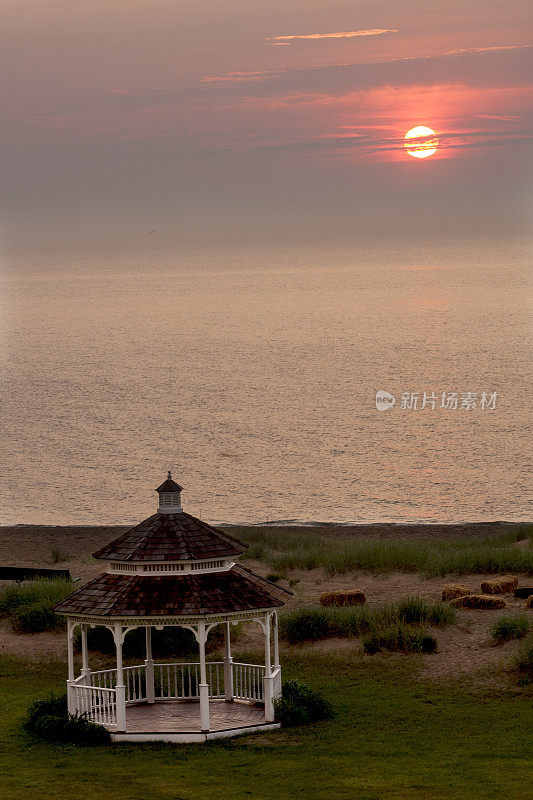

{"left": 167, "top": 469, "right": 172, "bottom": 479}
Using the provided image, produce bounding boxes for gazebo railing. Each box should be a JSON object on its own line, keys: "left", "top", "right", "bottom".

{"left": 74, "top": 683, "right": 117, "bottom": 727}
{"left": 232, "top": 662, "right": 265, "bottom": 702}
{"left": 80, "top": 660, "right": 266, "bottom": 722}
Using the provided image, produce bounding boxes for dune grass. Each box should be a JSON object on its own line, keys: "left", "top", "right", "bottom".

{"left": 0, "top": 652, "right": 531, "bottom": 800}
{"left": 491, "top": 614, "right": 530, "bottom": 644}
{"left": 237, "top": 524, "right": 533, "bottom": 577}
{"left": 279, "top": 596, "right": 455, "bottom": 644}
{"left": 0, "top": 580, "right": 73, "bottom": 633}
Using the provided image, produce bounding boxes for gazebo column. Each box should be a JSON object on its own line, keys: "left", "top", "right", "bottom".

{"left": 223, "top": 622, "right": 234, "bottom": 702}
{"left": 145, "top": 626, "right": 155, "bottom": 704}
{"left": 80, "top": 624, "right": 91, "bottom": 683}
{"left": 66, "top": 619, "right": 76, "bottom": 714}
{"left": 113, "top": 623, "right": 127, "bottom": 733}
{"left": 263, "top": 611, "right": 274, "bottom": 722}
{"left": 272, "top": 611, "right": 282, "bottom": 700}
{"left": 197, "top": 620, "right": 210, "bottom": 732}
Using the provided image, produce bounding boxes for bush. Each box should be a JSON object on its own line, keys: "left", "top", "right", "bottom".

{"left": 11, "top": 601, "right": 63, "bottom": 633}
{"left": 397, "top": 597, "right": 456, "bottom": 627}
{"left": 266, "top": 573, "right": 283, "bottom": 584}
{"left": 512, "top": 638, "right": 533, "bottom": 684}
{"left": 24, "top": 694, "right": 110, "bottom": 744}
{"left": 0, "top": 580, "right": 73, "bottom": 633}
{"left": 274, "top": 680, "right": 334, "bottom": 727}
{"left": 491, "top": 614, "right": 530, "bottom": 643}
{"left": 280, "top": 609, "right": 331, "bottom": 644}
{"left": 50, "top": 549, "right": 70, "bottom": 564}
{"left": 363, "top": 624, "right": 437, "bottom": 655}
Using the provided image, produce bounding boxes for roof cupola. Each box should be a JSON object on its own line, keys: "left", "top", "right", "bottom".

{"left": 156, "top": 470, "right": 183, "bottom": 514}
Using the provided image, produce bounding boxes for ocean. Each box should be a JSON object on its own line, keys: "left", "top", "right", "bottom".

{"left": 0, "top": 238, "right": 530, "bottom": 525}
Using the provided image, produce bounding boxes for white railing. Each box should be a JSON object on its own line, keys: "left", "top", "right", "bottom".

{"left": 74, "top": 684, "right": 117, "bottom": 728}
{"left": 83, "top": 660, "right": 265, "bottom": 713}
{"left": 90, "top": 668, "right": 117, "bottom": 691}
{"left": 124, "top": 664, "right": 147, "bottom": 703}
{"left": 156, "top": 661, "right": 201, "bottom": 700}
{"left": 271, "top": 666, "right": 282, "bottom": 700}
{"left": 232, "top": 662, "right": 265, "bottom": 702}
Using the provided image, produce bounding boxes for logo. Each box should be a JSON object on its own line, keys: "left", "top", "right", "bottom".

{"left": 375, "top": 390, "right": 396, "bottom": 411}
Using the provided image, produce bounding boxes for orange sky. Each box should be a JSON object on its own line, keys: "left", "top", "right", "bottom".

{"left": 1, "top": 0, "right": 531, "bottom": 253}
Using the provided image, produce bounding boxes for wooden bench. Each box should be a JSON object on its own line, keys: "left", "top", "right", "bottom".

{"left": 0, "top": 567, "right": 72, "bottom": 583}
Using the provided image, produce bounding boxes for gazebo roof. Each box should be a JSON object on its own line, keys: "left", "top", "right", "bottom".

{"left": 54, "top": 564, "right": 290, "bottom": 618}
{"left": 93, "top": 512, "right": 247, "bottom": 563}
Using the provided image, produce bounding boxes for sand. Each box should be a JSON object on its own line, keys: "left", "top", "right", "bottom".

{"left": 0, "top": 523, "right": 531, "bottom": 684}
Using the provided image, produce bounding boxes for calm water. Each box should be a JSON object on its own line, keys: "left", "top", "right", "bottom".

{"left": 0, "top": 239, "right": 531, "bottom": 525}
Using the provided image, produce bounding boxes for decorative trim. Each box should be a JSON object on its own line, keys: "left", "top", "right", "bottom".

{"left": 106, "top": 558, "right": 234, "bottom": 576}
{"left": 59, "top": 607, "right": 280, "bottom": 627}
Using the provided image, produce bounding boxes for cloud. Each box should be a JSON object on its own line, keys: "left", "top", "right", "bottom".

{"left": 200, "top": 71, "right": 274, "bottom": 84}
{"left": 267, "top": 29, "right": 397, "bottom": 43}
{"left": 445, "top": 44, "right": 530, "bottom": 56}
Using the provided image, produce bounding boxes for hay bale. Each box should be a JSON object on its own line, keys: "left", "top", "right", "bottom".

{"left": 480, "top": 576, "right": 518, "bottom": 595}
{"left": 526, "top": 595, "right": 533, "bottom": 609}
{"left": 442, "top": 584, "right": 471, "bottom": 602}
{"left": 450, "top": 594, "right": 506, "bottom": 610}
{"left": 319, "top": 590, "right": 366, "bottom": 607}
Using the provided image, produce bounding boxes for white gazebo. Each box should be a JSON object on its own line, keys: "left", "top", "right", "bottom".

{"left": 55, "top": 473, "right": 291, "bottom": 743}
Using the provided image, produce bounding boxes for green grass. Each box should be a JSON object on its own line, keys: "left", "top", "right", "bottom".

{"left": 236, "top": 524, "right": 533, "bottom": 577}
{"left": 279, "top": 597, "right": 455, "bottom": 644}
{"left": 491, "top": 614, "right": 530, "bottom": 643}
{"left": 0, "top": 580, "right": 74, "bottom": 633}
{"left": 362, "top": 624, "right": 437, "bottom": 654}
{"left": 0, "top": 652, "right": 531, "bottom": 800}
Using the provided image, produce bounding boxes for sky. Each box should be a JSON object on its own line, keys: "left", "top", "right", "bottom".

{"left": 1, "top": 0, "right": 532, "bottom": 255}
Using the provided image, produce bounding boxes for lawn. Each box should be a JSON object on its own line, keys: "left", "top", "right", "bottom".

{"left": 1, "top": 652, "right": 531, "bottom": 800}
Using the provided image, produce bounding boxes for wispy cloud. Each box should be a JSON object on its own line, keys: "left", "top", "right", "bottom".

{"left": 267, "top": 29, "right": 397, "bottom": 43}
{"left": 200, "top": 71, "right": 274, "bottom": 84}
{"left": 445, "top": 44, "right": 530, "bottom": 56}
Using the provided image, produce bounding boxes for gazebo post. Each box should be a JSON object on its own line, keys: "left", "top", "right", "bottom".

{"left": 272, "top": 611, "right": 281, "bottom": 700}
{"left": 197, "top": 620, "right": 210, "bottom": 732}
{"left": 81, "top": 623, "right": 90, "bottom": 682}
{"left": 113, "top": 622, "right": 127, "bottom": 733}
{"left": 66, "top": 619, "right": 76, "bottom": 714}
{"left": 223, "top": 621, "right": 234, "bottom": 702}
{"left": 145, "top": 625, "right": 155, "bottom": 704}
{"left": 263, "top": 611, "right": 274, "bottom": 722}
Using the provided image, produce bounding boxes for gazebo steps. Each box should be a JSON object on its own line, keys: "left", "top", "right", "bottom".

{"left": 108, "top": 699, "right": 280, "bottom": 743}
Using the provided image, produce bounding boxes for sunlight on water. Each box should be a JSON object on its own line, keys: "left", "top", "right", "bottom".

{"left": 0, "top": 239, "right": 530, "bottom": 524}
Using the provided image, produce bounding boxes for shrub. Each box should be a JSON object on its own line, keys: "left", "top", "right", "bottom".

{"left": 491, "top": 614, "right": 530, "bottom": 643}
{"left": 0, "top": 579, "right": 73, "bottom": 615}
{"left": 512, "top": 637, "right": 533, "bottom": 684}
{"left": 396, "top": 597, "right": 456, "bottom": 627}
{"left": 266, "top": 573, "right": 283, "bottom": 584}
{"left": 10, "top": 601, "right": 63, "bottom": 633}
{"left": 24, "top": 694, "right": 110, "bottom": 744}
{"left": 50, "top": 549, "right": 70, "bottom": 564}
{"left": 0, "top": 580, "right": 73, "bottom": 633}
{"left": 274, "top": 680, "right": 334, "bottom": 727}
{"left": 280, "top": 609, "right": 331, "bottom": 644}
{"left": 363, "top": 624, "right": 437, "bottom": 655}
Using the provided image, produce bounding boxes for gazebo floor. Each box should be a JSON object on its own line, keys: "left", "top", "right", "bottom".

{"left": 110, "top": 700, "right": 280, "bottom": 743}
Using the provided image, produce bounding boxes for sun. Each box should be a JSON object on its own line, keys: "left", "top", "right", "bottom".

{"left": 404, "top": 126, "right": 438, "bottom": 158}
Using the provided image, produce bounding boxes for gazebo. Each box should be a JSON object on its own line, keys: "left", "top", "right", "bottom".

{"left": 54, "top": 473, "right": 291, "bottom": 742}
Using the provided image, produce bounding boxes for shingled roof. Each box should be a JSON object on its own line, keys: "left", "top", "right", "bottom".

{"left": 92, "top": 512, "right": 247, "bottom": 562}
{"left": 54, "top": 565, "right": 291, "bottom": 618}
